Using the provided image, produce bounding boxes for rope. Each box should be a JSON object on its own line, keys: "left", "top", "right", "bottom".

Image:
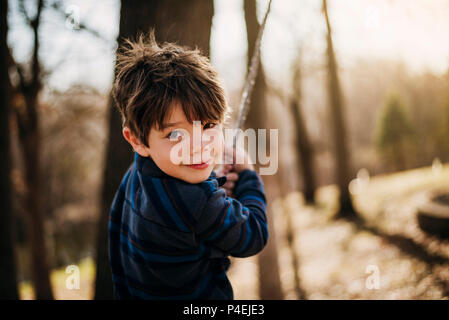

{"left": 233, "top": 0, "right": 273, "bottom": 149}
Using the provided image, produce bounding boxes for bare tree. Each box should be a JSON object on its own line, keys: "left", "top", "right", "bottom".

{"left": 276, "top": 166, "right": 307, "bottom": 299}
{"left": 290, "top": 54, "right": 317, "bottom": 204}
{"left": 9, "top": 0, "right": 53, "bottom": 299}
{"left": 0, "top": 0, "right": 19, "bottom": 300}
{"left": 94, "top": 0, "right": 215, "bottom": 299}
{"left": 322, "top": 0, "right": 358, "bottom": 220}
{"left": 244, "top": 0, "right": 284, "bottom": 300}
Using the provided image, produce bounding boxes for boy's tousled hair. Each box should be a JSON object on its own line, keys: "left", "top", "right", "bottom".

{"left": 112, "top": 31, "right": 228, "bottom": 147}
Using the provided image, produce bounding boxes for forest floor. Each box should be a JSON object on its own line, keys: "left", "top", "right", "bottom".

{"left": 229, "top": 163, "right": 449, "bottom": 299}
{"left": 19, "top": 164, "right": 449, "bottom": 299}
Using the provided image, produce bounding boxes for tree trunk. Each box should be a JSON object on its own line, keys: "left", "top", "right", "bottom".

{"left": 11, "top": 0, "right": 53, "bottom": 299}
{"left": 20, "top": 122, "right": 53, "bottom": 299}
{"left": 291, "top": 56, "right": 316, "bottom": 204}
{"left": 276, "top": 167, "right": 306, "bottom": 299}
{"left": 94, "top": 0, "right": 214, "bottom": 299}
{"left": 244, "top": 0, "right": 284, "bottom": 300}
{"left": 393, "top": 141, "right": 406, "bottom": 172}
{"left": 0, "top": 0, "right": 19, "bottom": 300}
{"left": 322, "top": 0, "right": 358, "bottom": 220}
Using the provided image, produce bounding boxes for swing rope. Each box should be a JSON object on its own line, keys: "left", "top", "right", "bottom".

{"left": 233, "top": 0, "right": 273, "bottom": 150}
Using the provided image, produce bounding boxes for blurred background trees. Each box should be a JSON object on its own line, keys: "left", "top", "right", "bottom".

{"left": 322, "top": 0, "right": 357, "bottom": 220}
{"left": 8, "top": 0, "right": 53, "bottom": 299}
{"left": 375, "top": 93, "right": 415, "bottom": 171}
{"left": 290, "top": 54, "right": 316, "bottom": 205}
{"left": 243, "top": 0, "right": 283, "bottom": 300}
{"left": 3, "top": 0, "right": 449, "bottom": 299}
{"left": 436, "top": 89, "right": 449, "bottom": 161}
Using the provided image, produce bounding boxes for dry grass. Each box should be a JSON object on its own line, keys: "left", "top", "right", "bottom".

{"left": 19, "top": 258, "right": 95, "bottom": 300}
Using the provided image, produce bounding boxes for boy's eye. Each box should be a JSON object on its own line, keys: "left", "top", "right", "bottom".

{"left": 167, "top": 130, "right": 184, "bottom": 140}
{"left": 203, "top": 122, "right": 217, "bottom": 130}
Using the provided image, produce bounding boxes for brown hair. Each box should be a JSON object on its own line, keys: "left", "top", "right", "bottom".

{"left": 112, "top": 32, "right": 228, "bottom": 147}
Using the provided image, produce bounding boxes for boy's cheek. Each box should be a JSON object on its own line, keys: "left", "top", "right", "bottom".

{"left": 213, "top": 128, "right": 225, "bottom": 154}
{"left": 212, "top": 137, "right": 224, "bottom": 163}
{"left": 203, "top": 128, "right": 224, "bottom": 159}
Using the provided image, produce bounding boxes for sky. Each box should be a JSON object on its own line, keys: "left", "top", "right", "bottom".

{"left": 7, "top": 0, "right": 449, "bottom": 95}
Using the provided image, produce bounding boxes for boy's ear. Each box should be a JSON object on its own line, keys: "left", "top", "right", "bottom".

{"left": 122, "top": 126, "right": 151, "bottom": 157}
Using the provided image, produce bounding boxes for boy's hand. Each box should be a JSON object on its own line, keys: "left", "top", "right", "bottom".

{"left": 221, "top": 144, "right": 255, "bottom": 173}
{"left": 215, "top": 164, "right": 239, "bottom": 197}
{"left": 215, "top": 144, "right": 255, "bottom": 197}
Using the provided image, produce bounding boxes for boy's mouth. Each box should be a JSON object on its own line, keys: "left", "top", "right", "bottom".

{"left": 184, "top": 159, "right": 211, "bottom": 170}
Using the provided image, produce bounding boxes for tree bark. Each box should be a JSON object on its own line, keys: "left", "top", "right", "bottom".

{"left": 20, "top": 125, "right": 53, "bottom": 299}
{"left": 0, "top": 0, "right": 19, "bottom": 300}
{"left": 11, "top": 0, "right": 53, "bottom": 299}
{"left": 244, "top": 0, "right": 284, "bottom": 300}
{"left": 276, "top": 167, "right": 306, "bottom": 299}
{"left": 291, "top": 57, "right": 316, "bottom": 204}
{"left": 322, "top": 0, "right": 358, "bottom": 220}
{"left": 94, "top": 0, "right": 214, "bottom": 299}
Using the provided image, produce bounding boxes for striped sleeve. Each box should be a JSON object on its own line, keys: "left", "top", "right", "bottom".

{"left": 195, "top": 169, "right": 268, "bottom": 258}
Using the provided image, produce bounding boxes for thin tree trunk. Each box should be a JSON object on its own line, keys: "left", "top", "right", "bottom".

{"left": 322, "top": 0, "right": 358, "bottom": 220}
{"left": 94, "top": 0, "right": 214, "bottom": 299}
{"left": 244, "top": 0, "right": 284, "bottom": 300}
{"left": 20, "top": 125, "right": 53, "bottom": 299}
{"left": 276, "top": 167, "right": 306, "bottom": 299}
{"left": 291, "top": 56, "right": 316, "bottom": 204}
{"left": 0, "top": 0, "right": 19, "bottom": 300}
{"left": 393, "top": 141, "right": 406, "bottom": 172}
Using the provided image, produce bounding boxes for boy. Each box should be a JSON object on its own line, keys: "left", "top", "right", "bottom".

{"left": 108, "top": 33, "right": 268, "bottom": 299}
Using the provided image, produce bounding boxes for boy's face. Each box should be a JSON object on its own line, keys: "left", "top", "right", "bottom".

{"left": 123, "top": 102, "right": 224, "bottom": 184}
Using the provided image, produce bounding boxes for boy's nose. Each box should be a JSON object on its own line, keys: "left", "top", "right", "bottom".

{"left": 190, "top": 131, "right": 213, "bottom": 159}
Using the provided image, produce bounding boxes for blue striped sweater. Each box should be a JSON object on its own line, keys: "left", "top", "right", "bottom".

{"left": 108, "top": 152, "right": 268, "bottom": 299}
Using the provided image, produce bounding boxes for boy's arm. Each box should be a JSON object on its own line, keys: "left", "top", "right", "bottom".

{"left": 194, "top": 169, "right": 268, "bottom": 258}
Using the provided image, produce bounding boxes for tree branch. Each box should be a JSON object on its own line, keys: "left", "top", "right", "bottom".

{"left": 18, "top": 0, "right": 32, "bottom": 25}
{"left": 30, "top": 0, "right": 44, "bottom": 94}
{"left": 7, "top": 47, "right": 29, "bottom": 140}
{"left": 7, "top": 47, "right": 28, "bottom": 95}
{"left": 50, "top": 0, "right": 111, "bottom": 45}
